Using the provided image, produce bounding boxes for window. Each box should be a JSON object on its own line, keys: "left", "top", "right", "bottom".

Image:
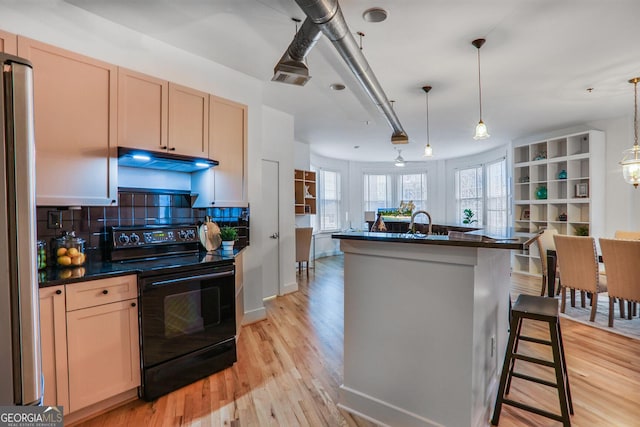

{"left": 363, "top": 172, "right": 428, "bottom": 212}
{"left": 455, "top": 166, "right": 483, "bottom": 224}
{"left": 454, "top": 158, "right": 507, "bottom": 227}
{"left": 317, "top": 169, "right": 341, "bottom": 231}
{"left": 363, "top": 174, "right": 391, "bottom": 212}
{"left": 485, "top": 159, "right": 507, "bottom": 228}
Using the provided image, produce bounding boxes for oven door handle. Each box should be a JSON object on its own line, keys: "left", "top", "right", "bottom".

{"left": 149, "top": 269, "right": 234, "bottom": 287}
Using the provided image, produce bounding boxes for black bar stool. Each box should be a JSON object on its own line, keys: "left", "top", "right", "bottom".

{"left": 491, "top": 294, "right": 573, "bottom": 426}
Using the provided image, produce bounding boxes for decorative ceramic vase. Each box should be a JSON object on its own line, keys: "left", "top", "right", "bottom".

{"left": 558, "top": 169, "right": 567, "bottom": 179}
{"left": 535, "top": 186, "right": 547, "bottom": 200}
{"left": 221, "top": 241, "right": 234, "bottom": 252}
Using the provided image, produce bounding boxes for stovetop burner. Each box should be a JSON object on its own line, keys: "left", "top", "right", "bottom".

{"left": 110, "top": 224, "right": 200, "bottom": 262}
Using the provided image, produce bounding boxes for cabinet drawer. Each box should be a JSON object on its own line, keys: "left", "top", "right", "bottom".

{"left": 66, "top": 275, "right": 137, "bottom": 311}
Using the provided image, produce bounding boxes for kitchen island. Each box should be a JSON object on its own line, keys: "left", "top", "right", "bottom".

{"left": 332, "top": 230, "right": 524, "bottom": 427}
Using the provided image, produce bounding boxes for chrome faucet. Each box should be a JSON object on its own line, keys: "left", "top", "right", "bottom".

{"left": 408, "top": 210, "right": 433, "bottom": 235}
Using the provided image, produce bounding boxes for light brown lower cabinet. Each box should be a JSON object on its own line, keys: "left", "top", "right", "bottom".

{"left": 38, "top": 275, "right": 140, "bottom": 416}
{"left": 39, "top": 285, "right": 70, "bottom": 414}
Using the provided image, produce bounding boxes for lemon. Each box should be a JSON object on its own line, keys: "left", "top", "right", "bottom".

{"left": 57, "top": 255, "right": 72, "bottom": 266}
{"left": 71, "top": 255, "right": 84, "bottom": 266}
{"left": 56, "top": 247, "right": 67, "bottom": 256}
{"left": 67, "top": 247, "right": 79, "bottom": 257}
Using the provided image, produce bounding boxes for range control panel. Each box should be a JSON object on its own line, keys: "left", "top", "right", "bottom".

{"left": 111, "top": 225, "right": 199, "bottom": 249}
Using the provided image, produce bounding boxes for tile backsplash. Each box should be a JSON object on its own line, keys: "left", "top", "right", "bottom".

{"left": 37, "top": 189, "right": 249, "bottom": 251}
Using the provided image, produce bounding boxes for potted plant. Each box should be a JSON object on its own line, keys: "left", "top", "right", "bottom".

{"left": 219, "top": 226, "right": 238, "bottom": 252}
{"left": 462, "top": 209, "right": 478, "bottom": 225}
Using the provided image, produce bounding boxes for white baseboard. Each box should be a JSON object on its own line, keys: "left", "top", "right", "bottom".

{"left": 338, "top": 385, "right": 445, "bottom": 427}
{"left": 281, "top": 281, "right": 298, "bottom": 295}
{"left": 241, "top": 306, "right": 267, "bottom": 325}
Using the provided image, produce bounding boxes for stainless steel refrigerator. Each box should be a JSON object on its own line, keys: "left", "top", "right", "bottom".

{"left": 0, "top": 53, "right": 42, "bottom": 406}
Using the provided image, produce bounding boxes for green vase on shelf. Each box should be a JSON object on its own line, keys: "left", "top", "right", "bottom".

{"left": 535, "top": 186, "right": 547, "bottom": 200}
{"left": 558, "top": 169, "right": 567, "bottom": 179}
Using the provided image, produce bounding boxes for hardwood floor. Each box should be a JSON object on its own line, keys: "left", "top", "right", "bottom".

{"left": 74, "top": 256, "right": 640, "bottom": 427}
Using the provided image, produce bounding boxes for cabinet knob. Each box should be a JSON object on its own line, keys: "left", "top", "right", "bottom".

{"left": 55, "top": 289, "right": 62, "bottom": 295}
{"left": 159, "top": 145, "right": 168, "bottom": 150}
{"left": 102, "top": 289, "right": 109, "bottom": 295}
{"left": 131, "top": 302, "right": 136, "bottom": 307}
{"left": 211, "top": 201, "right": 215, "bottom": 205}
{"left": 168, "top": 147, "right": 176, "bottom": 151}
{"left": 111, "top": 199, "right": 116, "bottom": 205}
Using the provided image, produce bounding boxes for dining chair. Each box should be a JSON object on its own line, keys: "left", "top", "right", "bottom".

{"left": 553, "top": 235, "right": 607, "bottom": 322}
{"left": 295, "top": 227, "right": 313, "bottom": 278}
{"left": 532, "top": 228, "right": 558, "bottom": 296}
{"left": 599, "top": 238, "right": 640, "bottom": 327}
{"left": 614, "top": 230, "right": 640, "bottom": 240}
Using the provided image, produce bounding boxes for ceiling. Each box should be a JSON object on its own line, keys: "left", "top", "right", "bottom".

{"left": 66, "top": 0, "right": 640, "bottom": 162}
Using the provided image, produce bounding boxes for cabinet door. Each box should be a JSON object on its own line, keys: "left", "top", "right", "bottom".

{"left": 0, "top": 29, "right": 17, "bottom": 54}
{"left": 118, "top": 68, "right": 168, "bottom": 153}
{"left": 168, "top": 83, "right": 208, "bottom": 157}
{"left": 66, "top": 299, "right": 140, "bottom": 413}
{"left": 17, "top": 37, "right": 117, "bottom": 206}
{"left": 209, "top": 96, "right": 247, "bottom": 205}
{"left": 39, "top": 286, "right": 69, "bottom": 413}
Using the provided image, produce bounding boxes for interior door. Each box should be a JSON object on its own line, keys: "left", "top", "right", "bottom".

{"left": 262, "top": 159, "right": 279, "bottom": 298}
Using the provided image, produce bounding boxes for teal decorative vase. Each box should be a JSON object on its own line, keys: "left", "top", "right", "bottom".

{"left": 558, "top": 169, "right": 567, "bottom": 179}
{"left": 535, "top": 186, "right": 547, "bottom": 200}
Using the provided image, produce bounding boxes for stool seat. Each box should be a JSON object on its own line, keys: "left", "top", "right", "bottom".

{"left": 492, "top": 294, "right": 573, "bottom": 426}
{"left": 512, "top": 294, "right": 559, "bottom": 318}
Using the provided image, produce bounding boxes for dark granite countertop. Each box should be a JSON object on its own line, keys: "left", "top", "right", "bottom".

{"left": 332, "top": 228, "right": 525, "bottom": 250}
{"left": 38, "top": 246, "right": 247, "bottom": 288}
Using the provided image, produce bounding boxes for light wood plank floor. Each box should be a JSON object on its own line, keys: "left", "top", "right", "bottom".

{"left": 74, "top": 256, "right": 640, "bottom": 426}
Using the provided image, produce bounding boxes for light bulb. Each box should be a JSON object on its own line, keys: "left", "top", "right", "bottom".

{"left": 423, "top": 144, "right": 433, "bottom": 157}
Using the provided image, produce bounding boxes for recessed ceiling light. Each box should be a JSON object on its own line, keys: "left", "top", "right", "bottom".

{"left": 330, "top": 83, "right": 346, "bottom": 91}
{"left": 354, "top": 145, "right": 360, "bottom": 149}
{"left": 362, "top": 7, "right": 388, "bottom": 23}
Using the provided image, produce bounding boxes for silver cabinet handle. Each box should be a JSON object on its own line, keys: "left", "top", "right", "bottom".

{"left": 270, "top": 233, "right": 279, "bottom": 239}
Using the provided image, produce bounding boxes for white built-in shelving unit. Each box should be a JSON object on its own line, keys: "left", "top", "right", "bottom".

{"left": 512, "top": 130, "right": 605, "bottom": 276}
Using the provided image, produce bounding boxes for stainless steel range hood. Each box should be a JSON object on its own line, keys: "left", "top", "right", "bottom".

{"left": 117, "top": 147, "right": 218, "bottom": 173}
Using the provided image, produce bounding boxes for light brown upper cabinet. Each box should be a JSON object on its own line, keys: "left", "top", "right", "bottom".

{"left": 168, "top": 83, "right": 209, "bottom": 157}
{"left": 117, "top": 68, "right": 168, "bottom": 152}
{"left": 0, "top": 29, "right": 17, "bottom": 54}
{"left": 18, "top": 36, "right": 117, "bottom": 206}
{"left": 209, "top": 96, "right": 247, "bottom": 204}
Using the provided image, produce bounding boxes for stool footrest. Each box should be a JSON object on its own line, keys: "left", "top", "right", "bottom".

{"left": 513, "top": 353, "right": 555, "bottom": 367}
{"left": 502, "top": 398, "right": 564, "bottom": 422}
{"left": 518, "top": 335, "right": 552, "bottom": 346}
{"left": 511, "top": 371, "right": 559, "bottom": 388}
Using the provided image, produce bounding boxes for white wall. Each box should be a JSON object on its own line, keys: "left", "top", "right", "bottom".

{"left": 261, "top": 106, "right": 297, "bottom": 295}
{"left": 0, "top": 1, "right": 277, "bottom": 324}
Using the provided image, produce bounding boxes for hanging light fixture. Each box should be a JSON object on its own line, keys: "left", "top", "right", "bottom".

{"left": 472, "top": 38, "right": 490, "bottom": 140}
{"left": 621, "top": 77, "right": 640, "bottom": 188}
{"left": 422, "top": 85, "right": 433, "bottom": 157}
{"left": 394, "top": 149, "right": 406, "bottom": 167}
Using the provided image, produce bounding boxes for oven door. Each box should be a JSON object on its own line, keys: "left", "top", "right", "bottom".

{"left": 139, "top": 263, "right": 235, "bottom": 368}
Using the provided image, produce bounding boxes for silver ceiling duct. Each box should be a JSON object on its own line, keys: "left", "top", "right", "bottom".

{"left": 272, "top": 18, "right": 322, "bottom": 86}
{"left": 273, "top": 0, "right": 409, "bottom": 144}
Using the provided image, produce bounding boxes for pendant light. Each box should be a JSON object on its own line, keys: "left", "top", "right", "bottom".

{"left": 394, "top": 149, "right": 406, "bottom": 167}
{"left": 422, "top": 85, "right": 433, "bottom": 157}
{"left": 472, "top": 38, "right": 490, "bottom": 140}
{"left": 621, "top": 77, "right": 640, "bottom": 188}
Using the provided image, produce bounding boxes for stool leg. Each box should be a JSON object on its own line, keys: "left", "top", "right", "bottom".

{"left": 306, "top": 261, "right": 309, "bottom": 278}
{"left": 505, "top": 317, "right": 524, "bottom": 394}
{"left": 556, "top": 320, "right": 573, "bottom": 414}
{"left": 549, "top": 320, "right": 571, "bottom": 426}
{"left": 491, "top": 314, "right": 520, "bottom": 425}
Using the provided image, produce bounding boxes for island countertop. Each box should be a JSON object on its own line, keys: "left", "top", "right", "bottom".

{"left": 332, "top": 228, "right": 526, "bottom": 250}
